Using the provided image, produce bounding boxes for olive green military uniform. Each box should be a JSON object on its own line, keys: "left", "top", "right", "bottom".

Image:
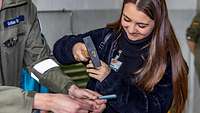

{"left": 186, "top": 12, "right": 200, "bottom": 80}
{"left": 0, "top": 0, "right": 74, "bottom": 113}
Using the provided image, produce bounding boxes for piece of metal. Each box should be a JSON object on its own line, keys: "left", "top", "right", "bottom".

{"left": 83, "top": 36, "right": 101, "bottom": 68}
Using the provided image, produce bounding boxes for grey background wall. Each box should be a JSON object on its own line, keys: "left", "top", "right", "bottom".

{"left": 33, "top": 0, "right": 196, "bottom": 11}
{"left": 33, "top": 0, "right": 123, "bottom": 11}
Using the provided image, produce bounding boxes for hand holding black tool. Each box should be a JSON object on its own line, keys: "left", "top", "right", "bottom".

{"left": 83, "top": 36, "right": 101, "bottom": 68}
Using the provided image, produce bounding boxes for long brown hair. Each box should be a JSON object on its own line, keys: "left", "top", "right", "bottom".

{"left": 107, "top": 0, "right": 188, "bottom": 113}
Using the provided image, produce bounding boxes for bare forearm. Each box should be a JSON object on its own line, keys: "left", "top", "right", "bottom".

{"left": 33, "top": 93, "right": 53, "bottom": 111}
{"left": 32, "top": 93, "right": 99, "bottom": 113}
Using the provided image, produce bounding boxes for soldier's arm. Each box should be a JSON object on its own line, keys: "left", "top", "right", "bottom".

{"left": 0, "top": 86, "right": 34, "bottom": 113}
{"left": 24, "top": 2, "right": 99, "bottom": 101}
{"left": 23, "top": 2, "right": 77, "bottom": 93}
{"left": 24, "top": 17, "right": 75, "bottom": 93}
{"left": 24, "top": 17, "right": 103, "bottom": 110}
{"left": 0, "top": 86, "right": 97, "bottom": 113}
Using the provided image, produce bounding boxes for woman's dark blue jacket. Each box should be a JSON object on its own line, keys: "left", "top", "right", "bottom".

{"left": 53, "top": 28, "right": 173, "bottom": 113}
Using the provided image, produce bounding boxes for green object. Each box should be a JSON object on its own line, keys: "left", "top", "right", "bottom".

{"left": 61, "top": 63, "right": 89, "bottom": 88}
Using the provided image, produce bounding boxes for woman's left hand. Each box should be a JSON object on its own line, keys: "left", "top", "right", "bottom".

{"left": 86, "top": 60, "right": 111, "bottom": 82}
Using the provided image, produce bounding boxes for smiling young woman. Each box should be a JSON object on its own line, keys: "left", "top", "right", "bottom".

{"left": 53, "top": 0, "right": 188, "bottom": 113}
{"left": 121, "top": 3, "right": 155, "bottom": 41}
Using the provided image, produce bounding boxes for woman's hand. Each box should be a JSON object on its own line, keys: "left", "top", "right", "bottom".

{"left": 72, "top": 42, "right": 89, "bottom": 62}
{"left": 86, "top": 60, "right": 111, "bottom": 82}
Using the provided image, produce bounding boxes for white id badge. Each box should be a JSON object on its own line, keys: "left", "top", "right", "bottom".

{"left": 110, "top": 58, "right": 122, "bottom": 72}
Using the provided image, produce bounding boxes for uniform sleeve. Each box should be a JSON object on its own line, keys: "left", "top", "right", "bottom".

{"left": 186, "top": 12, "right": 200, "bottom": 43}
{"left": 95, "top": 66, "right": 173, "bottom": 113}
{"left": 0, "top": 86, "right": 34, "bottom": 113}
{"left": 24, "top": 2, "right": 74, "bottom": 93}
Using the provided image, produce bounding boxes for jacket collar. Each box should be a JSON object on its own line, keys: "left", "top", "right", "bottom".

{"left": 1, "top": 0, "right": 27, "bottom": 10}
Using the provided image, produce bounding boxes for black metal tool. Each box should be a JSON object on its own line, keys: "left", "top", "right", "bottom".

{"left": 83, "top": 36, "right": 101, "bottom": 68}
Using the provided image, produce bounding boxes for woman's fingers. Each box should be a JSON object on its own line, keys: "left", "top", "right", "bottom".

{"left": 86, "top": 61, "right": 94, "bottom": 68}
{"left": 86, "top": 68, "right": 101, "bottom": 75}
{"left": 86, "top": 60, "right": 111, "bottom": 82}
{"left": 88, "top": 73, "right": 101, "bottom": 81}
{"left": 72, "top": 43, "right": 89, "bottom": 62}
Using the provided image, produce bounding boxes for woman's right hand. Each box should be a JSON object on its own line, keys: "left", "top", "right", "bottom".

{"left": 72, "top": 42, "right": 90, "bottom": 62}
